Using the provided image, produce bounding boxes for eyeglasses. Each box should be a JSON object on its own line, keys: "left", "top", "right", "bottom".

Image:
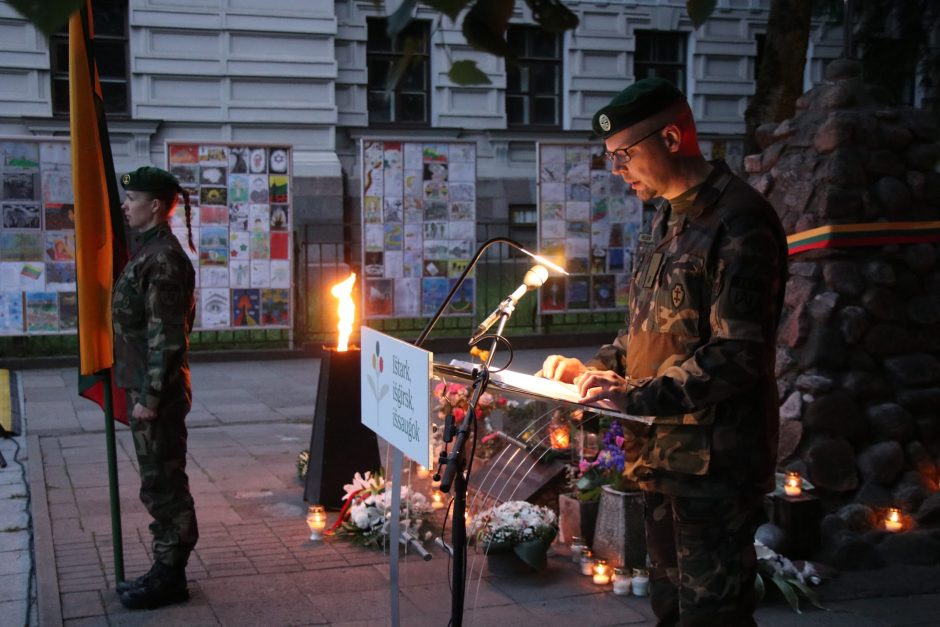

{"left": 603, "top": 125, "right": 666, "bottom": 165}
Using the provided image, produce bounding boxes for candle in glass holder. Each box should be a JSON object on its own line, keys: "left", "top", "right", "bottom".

{"left": 612, "top": 567, "right": 630, "bottom": 595}
{"left": 592, "top": 559, "right": 610, "bottom": 585}
{"left": 885, "top": 507, "right": 903, "bottom": 532}
{"left": 416, "top": 465, "right": 430, "bottom": 479}
{"left": 631, "top": 568, "right": 649, "bottom": 596}
{"left": 579, "top": 549, "right": 594, "bottom": 576}
{"left": 306, "top": 504, "right": 327, "bottom": 541}
{"left": 431, "top": 490, "right": 445, "bottom": 510}
{"left": 550, "top": 425, "right": 570, "bottom": 450}
{"left": 570, "top": 536, "right": 587, "bottom": 564}
{"left": 784, "top": 471, "right": 802, "bottom": 497}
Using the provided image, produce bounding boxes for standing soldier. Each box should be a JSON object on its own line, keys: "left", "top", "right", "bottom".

{"left": 541, "top": 78, "right": 788, "bottom": 625}
{"left": 112, "top": 166, "right": 198, "bottom": 609}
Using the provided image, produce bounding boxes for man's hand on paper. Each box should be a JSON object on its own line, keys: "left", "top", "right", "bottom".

{"left": 537, "top": 355, "right": 588, "bottom": 383}
{"left": 575, "top": 369, "right": 631, "bottom": 410}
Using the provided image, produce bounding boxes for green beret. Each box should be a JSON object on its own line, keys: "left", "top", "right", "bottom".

{"left": 591, "top": 77, "right": 685, "bottom": 139}
{"left": 120, "top": 166, "right": 179, "bottom": 193}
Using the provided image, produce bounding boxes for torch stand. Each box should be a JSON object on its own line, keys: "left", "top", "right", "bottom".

{"left": 304, "top": 346, "right": 382, "bottom": 509}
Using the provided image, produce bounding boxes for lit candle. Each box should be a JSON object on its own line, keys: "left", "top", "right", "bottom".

{"left": 579, "top": 549, "right": 594, "bottom": 576}
{"left": 306, "top": 504, "right": 327, "bottom": 541}
{"left": 416, "top": 465, "right": 430, "bottom": 479}
{"left": 592, "top": 559, "right": 610, "bottom": 585}
{"left": 784, "top": 471, "right": 802, "bottom": 497}
{"left": 612, "top": 567, "right": 630, "bottom": 595}
{"left": 431, "top": 490, "right": 445, "bottom": 510}
{"left": 885, "top": 507, "right": 903, "bottom": 532}
{"left": 550, "top": 425, "right": 570, "bottom": 450}
{"left": 631, "top": 568, "right": 649, "bottom": 596}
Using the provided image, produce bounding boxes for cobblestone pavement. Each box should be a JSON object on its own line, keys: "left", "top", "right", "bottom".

{"left": 3, "top": 353, "right": 939, "bottom": 626}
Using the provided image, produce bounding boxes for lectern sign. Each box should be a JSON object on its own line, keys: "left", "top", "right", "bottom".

{"left": 360, "top": 326, "right": 432, "bottom": 466}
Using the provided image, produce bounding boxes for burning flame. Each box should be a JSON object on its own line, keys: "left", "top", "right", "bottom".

{"left": 331, "top": 273, "right": 356, "bottom": 352}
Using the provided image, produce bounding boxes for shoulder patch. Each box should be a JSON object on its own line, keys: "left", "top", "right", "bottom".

{"left": 729, "top": 276, "right": 762, "bottom": 314}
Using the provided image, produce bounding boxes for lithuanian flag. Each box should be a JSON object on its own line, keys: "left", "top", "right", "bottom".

{"left": 70, "top": 1, "right": 129, "bottom": 423}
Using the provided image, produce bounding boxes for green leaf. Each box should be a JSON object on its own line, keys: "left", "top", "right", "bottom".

{"left": 523, "top": 0, "right": 579, "bottom": 33}
{"left": 9, "top": 0, "right": 84, "bottom": 37}
{"left": 423, "top": 0, "right": 473, "bottom": 22}
{"left": 448, "top": 60, "right": 492, "bottom": 85}
{"left": 771, "top": 573, "right": 801, "bottom": 614}
{"left": 788, "top": 579, "right": 827, "bottom": 611}
{"left": 686, "top": 0, "right": 717, "bottom": 28}
{"left": 754, "top": 572, "right": 766, "bottom": 603}
{"left": 386, "top": 0, "right": 420, "bottom": 37}
{"left": 461, "top": 0, "right": 514, "bottom": 59}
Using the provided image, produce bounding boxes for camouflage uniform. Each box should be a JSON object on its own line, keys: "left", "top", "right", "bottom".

{"left": 588, "top": 160, "right": 788, "bottom": 625}
{"left": 113, "top": 222, "right": 198, "bottom": 568}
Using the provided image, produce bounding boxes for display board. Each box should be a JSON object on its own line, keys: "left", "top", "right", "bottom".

{"left": 536, "top": 143, "right": 643, "bottom": 313}
{"left": 0, "top": 137, "right": 76, "bottom": 335}
{"left": 166, "top": 142, "right": 292, "bottom": 330}
{"left": 360, "top": 140, "right": 477, "bottom": 319}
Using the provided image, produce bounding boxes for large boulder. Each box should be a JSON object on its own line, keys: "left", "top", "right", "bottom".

{"left": 857, "top": 441, "right": 905, "bottom": 487}
{"left": 807, "top": 437, "right": 858, "bottom": 492}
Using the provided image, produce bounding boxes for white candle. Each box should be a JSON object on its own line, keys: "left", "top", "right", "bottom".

{"left": 784, "top": 471, "right": 802, "bottom": 497}
{"left": 612, "top": 568, "right": 631, "bottom": 595}
{"left": 885, "top": 508, "right": 903, "bottom": 532}
{"left": 416, "top": 465, "right": 430, "bottom": 479}
{"left": 431, "top": 491, "right": 445, "bottom": 510}
{"left": 631, "top": 570, "right": 649, "bottom": 596}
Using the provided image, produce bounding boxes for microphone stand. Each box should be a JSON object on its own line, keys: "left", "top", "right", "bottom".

{"left": 436, "top": 303, "right": 515, "bottom": 627}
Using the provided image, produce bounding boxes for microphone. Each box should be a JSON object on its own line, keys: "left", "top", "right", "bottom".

{"left": 471, "top": 264, "right": 549, "bottom": 343}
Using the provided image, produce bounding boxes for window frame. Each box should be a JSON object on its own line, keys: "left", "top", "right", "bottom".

{"left": 50, "top": 0, "right": 131, "bottom": 117}
{"left": 366, "top": 18, "right": 431, "bottom": 127}
{"left": 633, "top": 30, "right": 688, "bottom": 92}
{"left": 505, "top": 25, "right": 563, "bottom": 130}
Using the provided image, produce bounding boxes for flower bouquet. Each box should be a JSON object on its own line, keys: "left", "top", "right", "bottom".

{"left": 575, "top": 420, "right": 638, "bottom": 501}
{"left": 432, "top": 381, "right": 505, "bottom": 459}
{"left": 754, "top": 541, "right": 824, "bottom": 613}
{"left": 331, "top": 471, "right": 432, "bottom": 550}
{"left": 470, "top": 500, "right": 558, "bottom": 571}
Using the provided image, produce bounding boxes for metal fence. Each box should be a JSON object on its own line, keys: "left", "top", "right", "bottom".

{"left": 0, "top": 222, "right": 625, "bottom": 360}
{"left": 296, "top": 221, "right": 625, "bottom": 349}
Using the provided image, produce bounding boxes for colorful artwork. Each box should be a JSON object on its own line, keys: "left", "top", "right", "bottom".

{"left": 25, "top": 292, "right": 58, "bottom": 333}
{"left": 538, "top": 143, "right": 644, "bottom": 313}
{"left": 361, "top": 140, "right": 476, "bottom": 318}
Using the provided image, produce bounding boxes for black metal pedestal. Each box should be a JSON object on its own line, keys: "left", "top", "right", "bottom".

{"left": 303, "top": 347, "right": 382, "bottom": 509}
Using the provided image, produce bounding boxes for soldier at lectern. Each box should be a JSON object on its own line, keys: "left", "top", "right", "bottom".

{"left": 540, "top": 78, "right": 787, "bottom": 626}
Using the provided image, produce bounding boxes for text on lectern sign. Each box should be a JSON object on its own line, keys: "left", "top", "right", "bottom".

{"left": 360, "top": 326, "right": 432, "bottom": 467}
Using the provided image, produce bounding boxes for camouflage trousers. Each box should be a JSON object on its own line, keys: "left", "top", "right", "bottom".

{"left": 126, "top": 390, "right": 198, "bottom": 568}
{"left": 644, "top": 491, "right": 762, "bottom": 627}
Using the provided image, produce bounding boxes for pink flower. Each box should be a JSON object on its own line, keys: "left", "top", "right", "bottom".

{"left": 447, "top": 383, "right": 465, "bottom": 395}
{"left": 615, "top": 436, "right": 625, "bottom": 448}
{"left": 434, "top": 382, "right": 446, "bottom": 396}
{"left": 453, "top": 408, "right": 466, "bottom": 422}
{"left": 579, "top": 459, "right": 591, "bottom": 473}
{"left": 496, "top": 396, "right": 507, "bottom": 408}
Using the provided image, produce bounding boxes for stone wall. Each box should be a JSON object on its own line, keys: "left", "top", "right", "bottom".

{"left": 746, "top": 59, "right": 940, "bottom": 568}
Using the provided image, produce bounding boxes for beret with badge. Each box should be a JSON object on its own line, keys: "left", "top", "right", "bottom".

{"left": 592, "top": 77, "right": 685, "bottom": 139}
{"left": 120, "top": 166, "right": 180, "bottom": 192}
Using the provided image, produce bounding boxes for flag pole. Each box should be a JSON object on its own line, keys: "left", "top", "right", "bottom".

{"left": 102, "top": 372, "right": 124, "bottom": 582}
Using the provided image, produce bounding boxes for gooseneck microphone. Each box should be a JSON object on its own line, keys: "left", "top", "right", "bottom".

{"left": 470, "top": 264, "right": 549, "bottom": 344}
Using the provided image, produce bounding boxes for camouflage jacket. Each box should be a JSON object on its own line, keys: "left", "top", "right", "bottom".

{"left": 588, "top": 160, "right": 788, "bottom": 497}
{"left": 112, "top": 222, "right": 195, "bottom": 410}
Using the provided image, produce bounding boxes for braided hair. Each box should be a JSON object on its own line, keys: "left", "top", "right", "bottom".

{"left": 150, "top": 184, "right": 196, "bottom": 253}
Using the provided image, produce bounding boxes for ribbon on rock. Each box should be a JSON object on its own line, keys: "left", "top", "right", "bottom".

{"left": 787, "top": 221, "right": 940, "bottom": 255}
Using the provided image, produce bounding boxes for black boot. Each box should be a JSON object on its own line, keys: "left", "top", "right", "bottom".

{"left": 115, "top": 562, "right": 160, "bottom": 594}
{"left": 118, "top": 562, "right": 189, "bottom": 610}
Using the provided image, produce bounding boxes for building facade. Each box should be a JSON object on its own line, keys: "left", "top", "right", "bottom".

{"left": 0, "top": 0, "right": 851, "bottom": 240}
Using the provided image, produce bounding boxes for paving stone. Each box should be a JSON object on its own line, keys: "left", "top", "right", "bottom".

{"left": 61, "top": 591, "right": 103, "bottom": 620}
{"left": 0, "top": 599, "right": 28, "bottom": 626}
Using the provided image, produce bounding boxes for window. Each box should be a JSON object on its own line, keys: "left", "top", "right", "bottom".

{"left": 50, "top": 0, "right": 129, "bottom": 116}
{"left": 634, "top": 30, "right": 687, "bottom": 91}
{"left": 367, "top": 18, "right": 430, "bottom": 125}
{"left": 506, "top": 26, "right": 562, "bottom": 127}
{"left": 509, "top": 204, "right": 537, "bottom": 248}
